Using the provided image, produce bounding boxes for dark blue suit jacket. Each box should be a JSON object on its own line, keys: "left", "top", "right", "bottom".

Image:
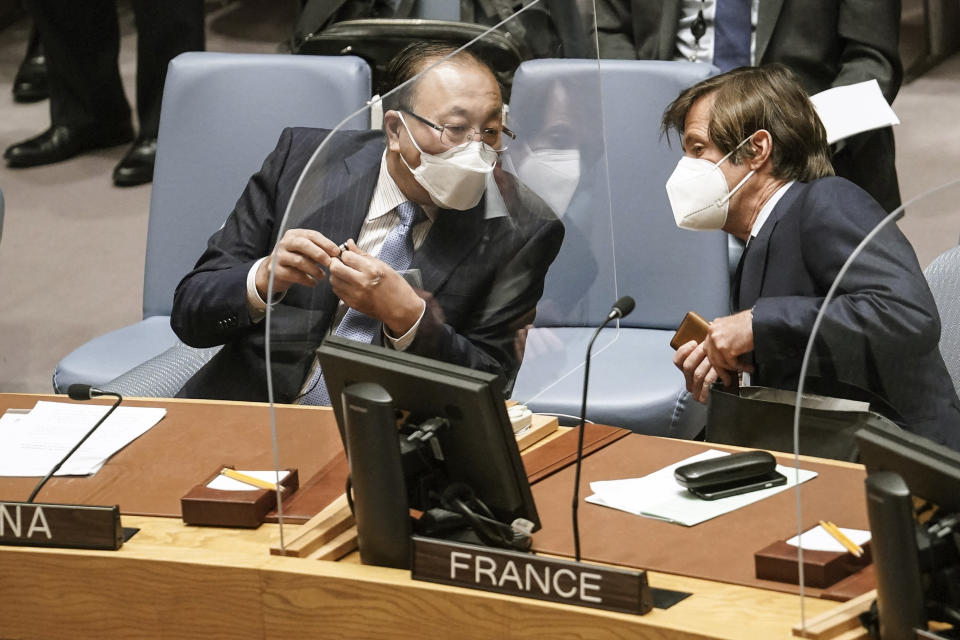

{"left": 733, "top": 178, "right": 960, "bottom": 451}
{"left": 171, "top": 128, "right": 564, "bottom": 403}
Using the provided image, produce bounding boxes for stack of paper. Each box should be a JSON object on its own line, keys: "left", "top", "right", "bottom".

{"left": 0, "top": 400, "right": 166, "bottom": 477}
{"left": 586, "top": 449, "right": 818, "bottom": 527}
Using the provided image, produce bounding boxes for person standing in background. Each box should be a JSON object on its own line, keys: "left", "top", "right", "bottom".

{"left": 4, "top": 1, "right": 206, "bottom": 187}
{"left": 594, "top": 0, "right": 903, "bottom": 213}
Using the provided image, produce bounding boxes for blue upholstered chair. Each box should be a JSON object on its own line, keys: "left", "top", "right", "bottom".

{"left": 925, "top": 243, "right": 960, "bottom": 397}
{"left": 53, "top": 52, "right": 371, "bottom": 393}
{"left": 509, "top": 60, "right": 729, "bottom": 437}
{"left": 412, "top": 0, "right": 459, "bottom": 19}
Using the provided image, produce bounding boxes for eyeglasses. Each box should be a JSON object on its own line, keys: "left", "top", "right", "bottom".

{"left": 404, "top": 111, "right": 515, "bottom": 152}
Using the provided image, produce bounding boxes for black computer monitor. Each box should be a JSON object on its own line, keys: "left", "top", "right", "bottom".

{"left": 316, "top": 335, "right": 540, "bottom": 535}
{"left": 854, "top": 421, "right": 960, "bottom": 638}
{"left": 856, "top": 420, "right": 960, "bottom": 513}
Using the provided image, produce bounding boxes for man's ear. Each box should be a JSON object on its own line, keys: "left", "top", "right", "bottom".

{"left": 384, "top": 110, "right": 402, "bottom": 152}
{"left": 749, "top": 129, "right": 774, "bottom": 170}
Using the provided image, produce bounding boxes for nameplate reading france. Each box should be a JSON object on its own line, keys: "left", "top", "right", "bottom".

{"left": 411, "top": 536, "right": 653, "bottom": 615}
{"left": 0, "top": 502, "right": 123, "bottom": 550}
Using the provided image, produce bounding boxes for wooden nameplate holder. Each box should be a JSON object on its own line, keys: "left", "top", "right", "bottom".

{"left": 515, "top": 413, "right": 558, "bottom": 450}
{"left": 181, "top": 466, "right": 299, "bottom": 529}
{"left": 270, "top": 493, "right": 358, "bottom": 561}
{"left": 412, "top": 536, "right": 654, "bottom": 615}
{"left": 0, "top": 501, "right": 123, "bottom": 550}
{"left": 755, "top": 539, "right": 872, "bottom": 589}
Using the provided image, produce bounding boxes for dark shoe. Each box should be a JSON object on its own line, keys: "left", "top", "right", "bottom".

{"left": 112, "top": 137, "right": 157, "bottom": 187}
{"left": 4, "top": 122, "right": 135, "bottom": 168}
{"left": 13, "top": 28, "right": 48, "bottom": 103}
{"left": 13, "top": 52, "right": 48, "bottom": 103}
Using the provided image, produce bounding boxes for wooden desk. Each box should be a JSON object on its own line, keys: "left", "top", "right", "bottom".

{"left": 0, "top": 394, "right": 855, "bottom": 639}
{"left": 0, "top": 515, "right": 842, "bottom": 639}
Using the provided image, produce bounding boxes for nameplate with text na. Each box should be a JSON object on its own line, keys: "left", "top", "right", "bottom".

{"left": 411, "top": 536, "right": 653, "bottom": 615}
{"left": 0, "top": 502, "right": 123, "bottom": 550}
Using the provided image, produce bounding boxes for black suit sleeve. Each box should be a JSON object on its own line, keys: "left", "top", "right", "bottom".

{"left": 834, "top": 0, "right": 903, "bottom": 102}
{"left": 752, "top": 179, "right": 939, "bottom": 370}
{"left": 170, "top": 128, "right": 297, "bottom": 348}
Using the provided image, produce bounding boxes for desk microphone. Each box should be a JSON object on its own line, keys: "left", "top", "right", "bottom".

{"left": 26, "top": 384, "right": 123, "bottom": 503}
{"left": 572, "top": 295, "right": 635, "bottom": 562}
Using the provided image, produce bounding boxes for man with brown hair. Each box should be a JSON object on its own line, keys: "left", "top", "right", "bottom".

{"left": 663, "top": 65, "right": 960, "bottom": 451}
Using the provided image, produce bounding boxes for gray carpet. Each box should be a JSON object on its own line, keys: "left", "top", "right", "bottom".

{"left": 0, "top": 2, "right": 958, "bottom": 393}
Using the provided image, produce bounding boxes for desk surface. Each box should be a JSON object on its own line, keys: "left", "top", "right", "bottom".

{"left": 0, "top": 394, "right": 858, "bottom": 639}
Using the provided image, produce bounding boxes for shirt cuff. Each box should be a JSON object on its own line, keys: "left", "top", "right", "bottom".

{"left": 246, "top": 257, "right": 285, "bottom": 323}
{"left": 383, "top": 298, "right": 427, "bottom": 351}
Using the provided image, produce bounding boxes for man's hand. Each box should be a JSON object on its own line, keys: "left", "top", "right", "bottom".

{"left": 702, "top": 309, "right": 755, "bottom": 373}
{"left": 255, "top": 229, "right": 341, "bottom": 298}
{"left": 329, "top": 240, "right": 425, "bottom": 336}
{"left": 673, "top": 340, "right": 733, "bottom": 403}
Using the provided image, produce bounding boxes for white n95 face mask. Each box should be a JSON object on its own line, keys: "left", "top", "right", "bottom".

{"left": 665, "top": 133, "right": 758, "bottom": 230}
{"left": 398, "top": 112, "right": 498, "bottom": 211}
{"left": 516, "top": 147, "right": 581, "bottom": 216}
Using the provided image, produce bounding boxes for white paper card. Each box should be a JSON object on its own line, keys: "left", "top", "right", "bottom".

{"left": 0, "top": 401, "right": 166, "bottom": 477}
{"left": 810, "top": 79, "right": 900, "bottom": 145}
{"left": 207, "top": 470, "right": 290, "bottom": 491}
{"left": 586, "top": 449, "right": 818, "bottom": 527}
{"left": 786, "top": 526, "right": 871, "bottom": 553}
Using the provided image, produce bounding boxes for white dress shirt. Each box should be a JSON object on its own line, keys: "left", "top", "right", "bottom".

{"left": 748, "top": 180, "right": 794, "bottom": 243}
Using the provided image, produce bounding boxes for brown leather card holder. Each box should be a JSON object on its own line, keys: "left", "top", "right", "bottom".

{"left": 670, "top": 311, "right": 709, "bottom": 350}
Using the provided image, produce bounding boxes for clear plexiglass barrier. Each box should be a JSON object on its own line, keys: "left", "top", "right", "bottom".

{"left": 792, "top": 178, "right": 960, "bottom": 634}
{"left": 173, "top": 2, "right": 903, "bottom": 630}
{"left": 250, "top": 1, "right": 735, "bottom": 554}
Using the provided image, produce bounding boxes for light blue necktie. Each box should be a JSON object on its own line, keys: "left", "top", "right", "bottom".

{"left": 301, "top": 201, "right": 424, "bottom": 405}
{"left": 713, "top": 0, "right": 752, "bottom": 72}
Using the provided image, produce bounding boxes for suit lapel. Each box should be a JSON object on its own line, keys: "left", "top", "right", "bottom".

{"left": 631, "top": 0, "right": 679, "bottom": 60}
{"left": 736, "top": 183, "right": 801, "bottom": 309}
{"left": 730, "top": 241, "right": 749, "bottom": 312}
{"left": 412, "top": 204, "right": 487, "bottom": 294}
{"left": 755, "top": 0, "right": 785, "bottom": 63}
{"left": 737, "top": 226, "right": 772, "bottom": 310}
{"left": 298, "top": 134, "right": 383, "bottom": 311}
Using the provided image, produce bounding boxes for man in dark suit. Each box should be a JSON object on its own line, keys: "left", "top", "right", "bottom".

{"left": 4, "top": 1, "right": 205, "bottom": 186}
{"left": 595, "top": 0, "right": 902, "bottom": 213}
{"left": 665, "top": 65, "right": 960, "bottom": 451}
{"left": 171, "top": 43, "right": 564, "bottom": 404}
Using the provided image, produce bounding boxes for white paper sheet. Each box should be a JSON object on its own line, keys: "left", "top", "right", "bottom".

{"left": 586, "top": 449, "right": 818, "bottom": 527}
{"left": 810, "top": 79, "right": 900, "bottom": 145}
{"left": 0, "top": 401, "right": 166, "bottom": 477}
{"left": 786, "top": 526, "right": 871, "bottom": 553}
{"left": 206, "top": 470, "right": 290, "bottom": 491}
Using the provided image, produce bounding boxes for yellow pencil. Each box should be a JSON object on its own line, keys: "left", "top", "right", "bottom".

{"left": 819, "top": 520, "right": 863, "bottom": 557}
{"left": 220, "top": 468, "right": 285, "bottom": 492}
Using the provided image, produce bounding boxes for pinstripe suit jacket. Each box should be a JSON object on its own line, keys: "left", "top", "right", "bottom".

{"left": 171, "top": 128, "right": 564, "bottom": 402}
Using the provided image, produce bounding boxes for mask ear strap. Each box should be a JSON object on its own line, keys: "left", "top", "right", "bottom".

{"left": 718, "top": 129, "right": 766, "bottom": 166}
{"left": 720, "top": 169, "right": 756, "bottom": 204}
{"left": 397, "top": 112, "right": 425, "bottom": 155}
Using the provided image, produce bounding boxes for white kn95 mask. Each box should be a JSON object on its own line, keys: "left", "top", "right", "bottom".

{"left": 665, "top": 132, "right": 760, "bottom": 230}
{"left": 398, "top": 112, "right": 498, "bottom": 211}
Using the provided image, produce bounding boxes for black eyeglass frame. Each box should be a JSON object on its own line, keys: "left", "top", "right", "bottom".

{"left": 403, "top": 110, "right": 516, "bottom": 152}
